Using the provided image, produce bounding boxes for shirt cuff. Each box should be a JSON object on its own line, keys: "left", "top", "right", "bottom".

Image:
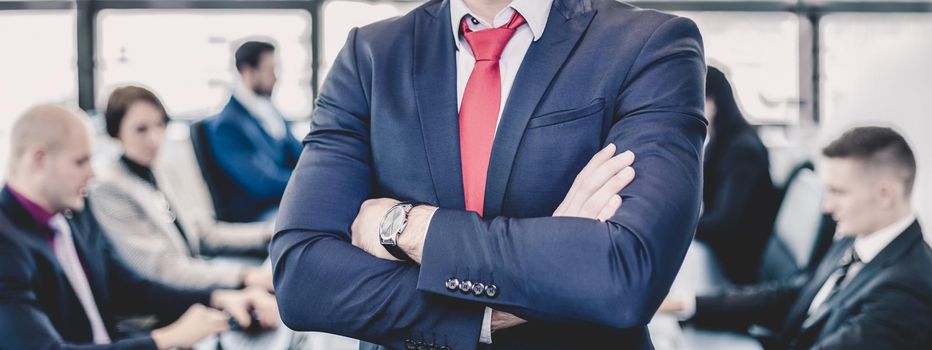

{"left": 675, "top": 292, "right": 697, "bottom": 321}
{"left": 479, "top": 306, "right": 493, "bottom": 344}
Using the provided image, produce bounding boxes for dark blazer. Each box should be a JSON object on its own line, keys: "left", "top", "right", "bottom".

{"left": 205, "top": 96, "right": 303, "bottom": 222}
{"left": 693, "top": 221, "right": 932, "bottom": 349}
{"left": 269, "top": 0, "right": 707, "bottom": 349}
{"left": 697, "top": 126, "right": 778, "bottom": 285}
{"left": 0, "top": 187, "right": 213, "bottom": 350}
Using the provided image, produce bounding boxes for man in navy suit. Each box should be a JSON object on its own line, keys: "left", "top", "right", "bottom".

{"left": 206, "top": 41, "right": 303, "bottom": 222}
{"left": 270, "top": 0, "right": 707, "bottom": 349}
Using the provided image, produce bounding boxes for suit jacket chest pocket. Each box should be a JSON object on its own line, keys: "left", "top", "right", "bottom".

{"left": 526, "top": 98, "right": 604, "bottom": 129}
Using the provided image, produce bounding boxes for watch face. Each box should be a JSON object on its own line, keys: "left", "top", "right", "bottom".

{"left": 379, "top": 205, "right": 406, "bottom": 242}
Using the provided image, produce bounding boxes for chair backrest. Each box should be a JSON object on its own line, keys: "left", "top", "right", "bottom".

{"left": 759, "top": 167, "right": 830, "bottom": 282}
{"left": 189, "top": 119, "right": 236, "bottom": 221}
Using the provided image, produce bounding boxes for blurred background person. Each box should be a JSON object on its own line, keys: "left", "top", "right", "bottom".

{"left": 90, "top": 85, "right": 274, "bottom": 291}
{"left": 0, "top": 104, "right": 278, "bottom": 350}
{"left": 696, "top": 66, "right": 780, "bottom": 285}
{"left": 660, "top": 126, "right": 932, "bottom": 349}
{"left": 205, "top": 40, "right": 302, "bottom": 223}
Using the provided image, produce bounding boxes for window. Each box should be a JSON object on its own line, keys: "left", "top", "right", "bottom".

{"left": 0, "top": 10, "right": 77, "bottom": 179}
{"left": 320, "top": 0, "right": 424, "bottom": 88}
{"left": 676, "top": 11, "right": 802, "bottom": 125}
{"left": 819, "top": 13, "right": 932, "bottom": 225}
{"left": 96, "top": 9, "right": 312, "bottom": 120}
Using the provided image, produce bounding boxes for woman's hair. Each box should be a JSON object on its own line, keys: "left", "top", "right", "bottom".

{"left": 104, "top": 85, "right": 168, "bottom": 138}
{"left": 705, "top": 66, "right": 751, "bottom": 136}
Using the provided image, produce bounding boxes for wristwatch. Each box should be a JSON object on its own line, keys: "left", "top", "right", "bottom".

{"left": 378, "top": 202, "right": 421, "bottom": 261}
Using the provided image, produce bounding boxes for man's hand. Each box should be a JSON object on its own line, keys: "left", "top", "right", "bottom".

{"left": 491, "top": 309, "right": 528, "bottom": 333}
{"left": 554, "top": 143, "right": 635, "bottom": 221}
{"left": 351, "top": 198, "right": 438, "bottom": 263}
{"left": 210, "top": 288, "right": 281, "bottom": 330}
{"left": 493, "top": 144, "right": 637, "bottom": 333}
{"left": 151, "top": 304, "right": 229, "bottom": 350}
{"left": 351, "top": 198, "right": 401, "bottom": 261}
{"left": 241, "top": 266, "right": 274, "bottom": 292}
{"left": 657, "top": 297, "right": 685, "bottom": 314}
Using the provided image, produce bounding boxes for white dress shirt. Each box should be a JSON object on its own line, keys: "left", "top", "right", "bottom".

{"left": 232, "top": 83, "right": 288, "bottom": 141}
{"left": 806, "top": 213, "right": 917, "bottom": 315}
{"left": 50, "top": 214, "right": 112, "bottom": 344}
{"left": 446, "top": 0, "right": 553, "bottom": 344}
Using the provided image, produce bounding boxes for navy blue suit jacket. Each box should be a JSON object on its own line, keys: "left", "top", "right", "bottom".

{"left": 206, "top": 96, "right": 302, "bottom": 222}
{"left": 0, "top": 187, "right": 213, "bottom": 349}
{"left": 271, "top": 1, "right": 707, "bottom": 349}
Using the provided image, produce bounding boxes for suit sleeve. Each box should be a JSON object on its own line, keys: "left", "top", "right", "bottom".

{"left": 210, "top": 116, "right": 293, "bottom": 200}
{"left": 269, "top": 28, "right": 485, "bottom": 350}
{"left": 692, "top": 275, "right": 806, "bottom": 331}
{"left": 809, "top": 281, "right": 932, "bottom": 349}
{"left": 0, "top": 237, "right": 157, "bottom": 350}
{"left": 416, "top": 16, "right": 707, "bottom": 330}
{"left": 696, "top": 140, "right": 770, "bottom": 242}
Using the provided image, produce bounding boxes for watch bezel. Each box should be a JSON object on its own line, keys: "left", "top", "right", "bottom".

{"left": 379, "top": 203, "right": 414, "bottom": 246}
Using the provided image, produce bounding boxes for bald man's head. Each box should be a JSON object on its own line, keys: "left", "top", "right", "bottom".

{"left": 7, "top": 104, "right": 94, "bottom": 213}
{"left": 9, "top": 104, "right": 87, "bottom": 166}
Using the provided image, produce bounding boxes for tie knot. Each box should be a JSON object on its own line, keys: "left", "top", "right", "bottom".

{"left": 841, "top": 247, "right": 861, "bottom": 267}
{"left": 462, "top": 12, "right": 526, "bottom": 61}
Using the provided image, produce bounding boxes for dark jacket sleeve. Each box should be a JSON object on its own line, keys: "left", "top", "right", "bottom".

{"left": 0, "top": 237, "right": 158, "bottom": 350}
{"left": 269, "top": 27, "right": 486, "bottom": 350}
{"left": 692, "top": 274, "right": 806, "bottom": 332}
{"left": 696, "top": 137, "right": 770, "bottom": 242}
{"left": 809, "top": 280, "right": 932, "bottom": 349}
{"left": 416, "top": 16, "right": 707, "bottom": 330}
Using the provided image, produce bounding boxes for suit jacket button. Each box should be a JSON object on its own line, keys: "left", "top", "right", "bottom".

{"left": 471, "top": 282, "right": 485, "bottom": 296}
{"left": 485, "top": 284, "right": 498, "bottom": 298}
{"left": 459, "top": 280, "right": 473, "bottom": 293}
{"left": 445, "top": 278, "right": 460, "bottom": 291}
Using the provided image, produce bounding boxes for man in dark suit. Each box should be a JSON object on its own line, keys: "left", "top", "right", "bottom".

{"left": 660, "top": 126, "right": 932, "bottom": 349}
{"left": 0, "top": 105, "right": 279, "bottom": 349}
{"left": 206, "top": 40, "right": 303, "bottom": 222}
{"left": 270, "top": 0, "right": 707, "bottom": 349}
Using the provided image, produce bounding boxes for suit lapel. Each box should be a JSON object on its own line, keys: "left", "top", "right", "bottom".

{"left": 782, "top": 238, "right": 852, "bottom": 336}
{"left": 414, "top": 0, "right": 466, "bottom": 209}
{"left": 483, "top": 0, "right": 595, "bottom": 216}
{"left": 790, "top": 222, "right": 922, "bottom": 338}
{"left": 805, "top": 222, "right": 923, "bottom": 329}
{"left": 0, "top": 187, "right": 59, "bottom": 269}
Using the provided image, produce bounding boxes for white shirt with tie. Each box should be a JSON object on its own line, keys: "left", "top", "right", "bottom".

{"left": 444, "top": 0, "right": 554, "bottom": 344}
{"left": 49, "top": 214, "right": 112, "bottom": 344}
{"left": 806, "top": 213, "right": 917, "bottom": 315}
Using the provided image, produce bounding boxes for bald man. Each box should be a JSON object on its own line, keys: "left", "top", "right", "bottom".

{"left": 0, "top": 104, "right": 279, "bottom": 350}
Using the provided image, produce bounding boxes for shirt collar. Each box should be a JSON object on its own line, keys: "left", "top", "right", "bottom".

{"left": 6, "top": 185, "right": 55, "bottom": 228}
{"left": 853, "top": 213, "right": 916, "bottom": 263}
{"left": 449, "top": 0, "right": 553, "bottom": 51}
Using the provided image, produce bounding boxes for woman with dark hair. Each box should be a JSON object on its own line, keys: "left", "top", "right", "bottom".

{"left": 89, "top": 85, "right": 275, "bottom": 291}
{"left": 697, "top": 66, "right": 778, "bottom": 285}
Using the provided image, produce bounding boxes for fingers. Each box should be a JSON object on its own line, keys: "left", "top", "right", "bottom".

{"left": 596, "top": 195, "right": 622, "bottom": 222}
{"left": 564, "top": 150, "right": 634, "bottom": 217}
{"left": 202, "top": 307, "right": 232, "bottom": 333}
{"left": 582, "top": 166, "right": 635, "bottom": 219}
{"left": 252, "top": 293, "right": 281, "bottom": 329}
{"left": 223, "top": 302, "right": 252, "bottom": 329}
{"left": 557, "top": 144, "right": 616, "bottom": 215}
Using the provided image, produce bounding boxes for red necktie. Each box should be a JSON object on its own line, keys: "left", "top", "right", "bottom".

{"left": 459, "top": 12, "right": 526, "bottom": 216}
